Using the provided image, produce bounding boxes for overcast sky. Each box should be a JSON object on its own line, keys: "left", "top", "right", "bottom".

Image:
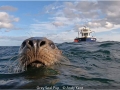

{"left": 0, "top": 0, "right": 120, "bottom": 46}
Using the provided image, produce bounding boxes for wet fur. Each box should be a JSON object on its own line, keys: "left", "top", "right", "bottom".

{"left": 19, "top": 37, "right": 62, "bottom": 68}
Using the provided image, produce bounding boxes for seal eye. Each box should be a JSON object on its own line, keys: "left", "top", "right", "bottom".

{"left": 50, "top": 43, "right": 55, "bottom": 49}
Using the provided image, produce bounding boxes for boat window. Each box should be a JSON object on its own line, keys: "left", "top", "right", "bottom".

{"left": 84, "top": 33, "right": 88, "bottom": 36}
{"left": 82, "top": 33, "right": 84, "bottom": 36}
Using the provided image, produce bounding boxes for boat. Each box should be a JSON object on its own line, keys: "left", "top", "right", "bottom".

{"left": 74, "top": 26, "right": 96, "bottom": 42}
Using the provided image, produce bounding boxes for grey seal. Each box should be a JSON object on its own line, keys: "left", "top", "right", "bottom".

{"left": 19, "top": 37, "right": 62, "bottom": 68}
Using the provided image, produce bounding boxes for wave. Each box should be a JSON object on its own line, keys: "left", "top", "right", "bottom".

{"left": 0, "top": 41, "right": 120, "bottom": 88}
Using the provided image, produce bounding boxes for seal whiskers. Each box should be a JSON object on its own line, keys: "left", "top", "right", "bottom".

{"left": 4, "top": 55, "right": 26, "bottom": 74}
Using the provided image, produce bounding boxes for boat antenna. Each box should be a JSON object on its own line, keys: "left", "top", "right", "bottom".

{"left": 78, "top": 31, "right": 79, "bottom": 38}
{"left": 83, "top": 26, "right": 86, "bottom": 29}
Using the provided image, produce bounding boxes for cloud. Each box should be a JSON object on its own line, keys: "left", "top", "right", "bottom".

{"left": 86, "top": 20, "right": 114, "bottom": 29}
{"left": 44, "top": 1, "right": 120, "bottom": 33}
{"left": 0, "top": 36, "right": 28, "bottom": 46}
{"left": 62, "top": 1, "right": 99, "bottom": 19}
{"left": 44, "top": 2, "right": 64, "bottom": 15}
{"left": 28, "top": 1, "right": 120, "bottom": 43}
{"left": 92, "top": 25, "right": 120, "bottom": 33}
{"left": 87, "top": 22, "right": 101, "bottom": 28}
{"left": 0, "top": 6, "right": 17, "bottom": 12}
{"left": 47, "top": 30, "right": 76, "bottom": 43}
{"left": 105, "top": 22, "right": 114, "bottom": 29}
{"left": 97, "top": 32, "right": 120, "bottom": 42}
{"left": 0, "top": 12, "right": 19, "bottom": 30}
{"left": 52, "top": 21, "right": 65, "bottom": 27}
{"left": 98, "top": 1, "right": 120, "bottom": 24}
{"left": 30, "top": 22, "right": 56, "bottom": 31}
{"left": 51, "top": 16, "right": 70, "bottom": 27}
{"left": 0, "top": 36, "right": 27, "bottom": 41}
{"left": 63, "top": 7, "right": 79, "bottom": 18}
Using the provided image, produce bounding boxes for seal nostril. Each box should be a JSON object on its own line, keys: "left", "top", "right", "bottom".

{"left": 40, "top": 41, "right": 46, "bottom": 46}
{"left": 28, "top": 40, "right": 34, "bottom": 47}
{"left": 22, "top": 41, "right": 26, "bottom": 49}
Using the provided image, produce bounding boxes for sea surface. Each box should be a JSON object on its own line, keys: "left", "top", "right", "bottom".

{"left": 0, "top": 41, "right": 120, "bottom": 89}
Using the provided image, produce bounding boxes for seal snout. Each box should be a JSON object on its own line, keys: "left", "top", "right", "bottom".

{"left": 21, "top": 39, "right": 46, "bottom": 50}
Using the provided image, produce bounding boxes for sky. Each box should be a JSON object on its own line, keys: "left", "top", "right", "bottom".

{"left": 0, "top": 0, "right": 120, "bottom": 46}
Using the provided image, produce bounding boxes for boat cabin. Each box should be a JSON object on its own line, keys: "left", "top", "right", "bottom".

{"left": 78, "top": 27, "right": 92, "bottom": 38}
{"left": 74, "top": 26, "right": 96, "bottom": 42}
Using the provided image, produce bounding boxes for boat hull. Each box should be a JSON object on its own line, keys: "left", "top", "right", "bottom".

{"left": 74, "top": 37, "right": 96, "bottom": 42}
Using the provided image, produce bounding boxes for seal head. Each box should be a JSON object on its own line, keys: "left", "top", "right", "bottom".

{"left": 19, "top": 37, "right": 62, "bottom": 68}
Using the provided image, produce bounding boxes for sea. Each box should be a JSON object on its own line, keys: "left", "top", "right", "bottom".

{"left": 0, "top": 41, "right": 120, "bottom": 89}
